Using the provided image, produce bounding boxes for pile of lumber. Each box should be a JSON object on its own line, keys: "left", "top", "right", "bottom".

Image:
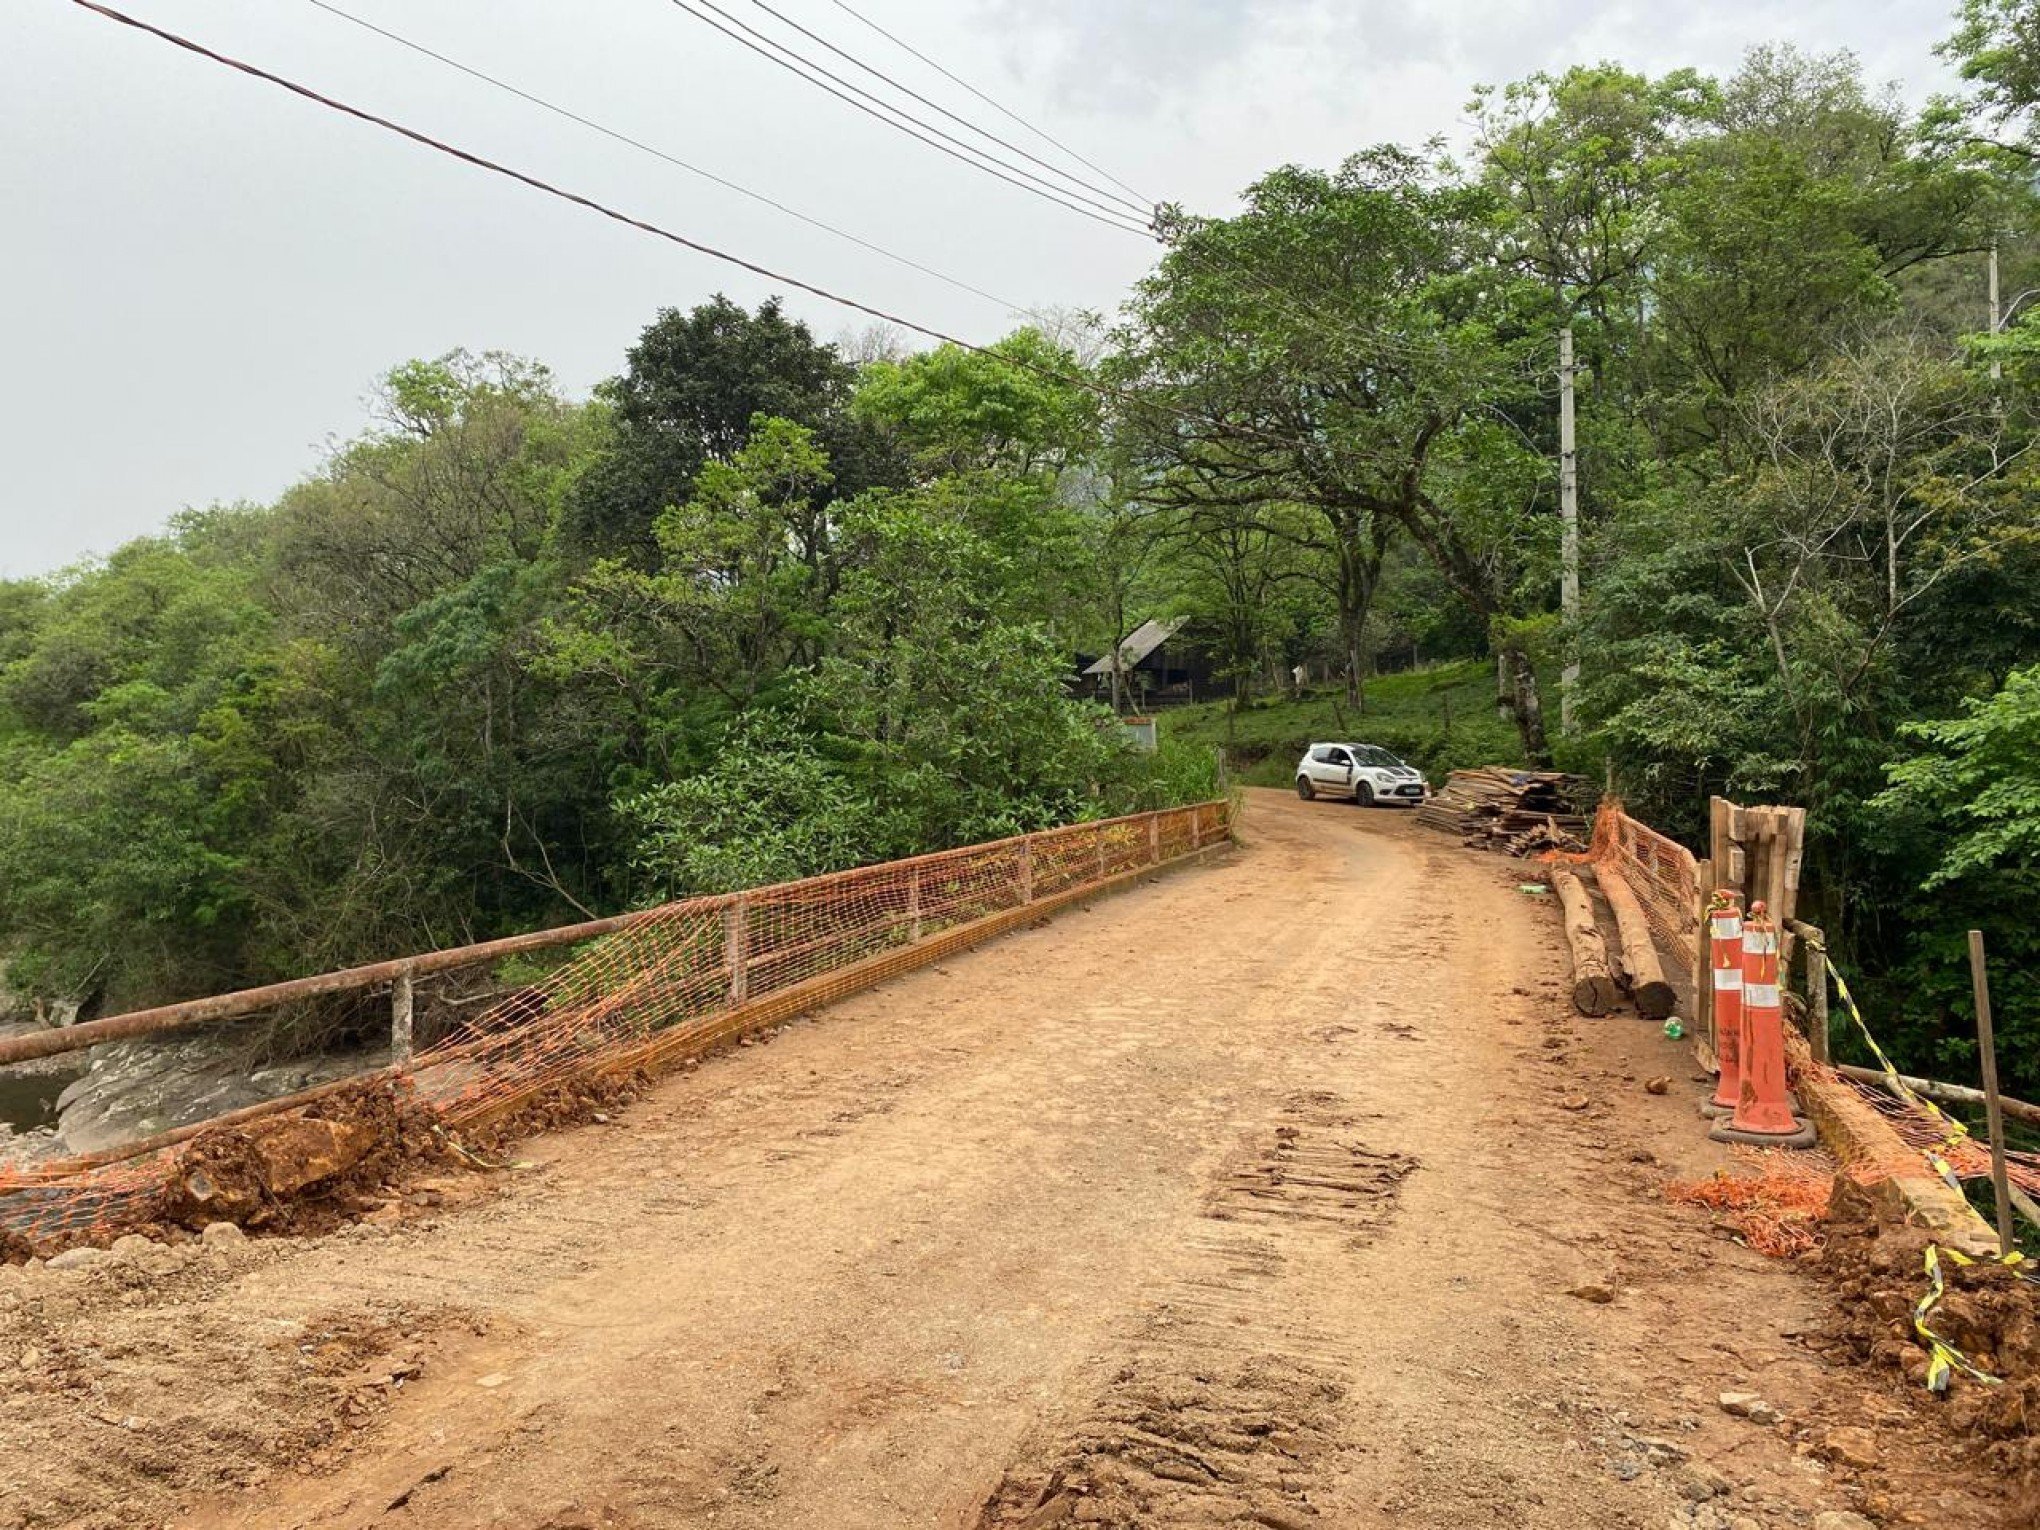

{"left": 1415, "top": 768, "right": 1593, "bottom": 854}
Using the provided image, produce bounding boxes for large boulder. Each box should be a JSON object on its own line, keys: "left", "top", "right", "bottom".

{"left": 165, "top": 1110, "right": 383, "bottom": 1227}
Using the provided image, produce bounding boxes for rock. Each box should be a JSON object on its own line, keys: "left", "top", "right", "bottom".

{"left": 1820, "top": 1427, "right": 1881, "bottom": 1471}
{"left": 475, "top": 1372, "right": 509, "bottom": 1389}
{"left": 46, "top": 1246, "right": 106, "bottom": 1271}
{"left": 200, "top": 1221, "right": 246, "bottom": 1246}
{"left": 169, "top": 1113, "right": 380, "bottom": 1225}
{"left": 1646, "top": 1076, "right": 1672, "bottom": 1095}
{"left": 1568, "top": 1283, "right": 1616, "bottom": 1304}
{"left": 1717, "top": 1392, "right": 1780, "bottom": 1425}
{"left": 247, "top": 1116, "right": 378, "bottom": 1196}
{"left": 1676, "top": 1465, "right": 1734, "bottom": 1501}
{"left": 109, "top": 1233, "right": 156, "bottom": 1261}
{"left": 1812, "top": 1516, "right": 1879, "bottom": 1530}
{"left": 52, "top": 1033, "right": 390, "bottom": 1157}
{"left": 1560, "top": 1095, "right": 1592, "bottom": 1111}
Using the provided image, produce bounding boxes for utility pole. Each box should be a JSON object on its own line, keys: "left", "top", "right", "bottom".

{"left": 1559, "top": 326, "right": 1580, "bottom": 734}
{"left": 1991, "top": 240, "right": 2003, "bottom": 384}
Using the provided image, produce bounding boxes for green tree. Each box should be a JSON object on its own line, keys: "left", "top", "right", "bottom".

{"left": 561, "top": 296, "right": 900, "bottom": 565}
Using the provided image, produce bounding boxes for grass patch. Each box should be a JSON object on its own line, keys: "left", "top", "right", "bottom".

{"left": 1155, "top": 659, "right": 1528, "bottom": 788}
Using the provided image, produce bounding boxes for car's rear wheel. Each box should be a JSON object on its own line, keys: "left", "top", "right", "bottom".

{"left": 1354, "top": 781, "right": 1375, "bottom": 807}
{"left": 1295, "top": 776, "right": 1316, "bottom": 800}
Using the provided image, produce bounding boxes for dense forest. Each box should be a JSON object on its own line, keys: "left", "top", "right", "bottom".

{"left": 6, "top": 7, "right": 2040, "bottom": 1095}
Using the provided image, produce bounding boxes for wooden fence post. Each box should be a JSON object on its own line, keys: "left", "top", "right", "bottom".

{"left": 1970, "top": 930, "right": 2017, "bottom": 1257}
{"left": 908, "top": 866, "right": 923, "bottom": 943}
{"left": 1801, "top": 922, "right": 1830, "bottom": 1066}
{"left": 1149, "top": 814, "right": 1161, "bottom": 865}
{"left": 1019, "top": 838, "right": 1035, "bottom": 905}
{"left": 1695, "top": 856, "right": 1714, "bottom": 1043}
{"left": 390, "top": 964, "right": 414, "bottom": 1065}
{"left": 726, "top": 896, "right": 749, "bottom": 1004}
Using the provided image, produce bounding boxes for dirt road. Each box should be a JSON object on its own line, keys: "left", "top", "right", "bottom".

{"left": 0, "top": 790, "right": 2009, "bottom": 1528}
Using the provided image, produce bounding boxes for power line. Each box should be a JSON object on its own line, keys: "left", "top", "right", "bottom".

{"left": 57, "top": 0, "right": 1300, "bottom": 455}
{"left": 825, "top": 0, "right": 1152, "bottom": 208}
{"left": 681, "top": 5, "right": 1434, "bottom": 371}
{"left": 664, "top": 0, "right": 1154, "bottom": 239}
{"left": 298, "top": 0, "right": 1032, "bottom": 318}
{"left": 736, "top": 0, "right": 1149, "bottom": 219}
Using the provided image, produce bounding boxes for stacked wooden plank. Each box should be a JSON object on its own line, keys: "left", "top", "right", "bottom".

{"left": 1415, "top": 767, "right": 1593, "bottom": 854}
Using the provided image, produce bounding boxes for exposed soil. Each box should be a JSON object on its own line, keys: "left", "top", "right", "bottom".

{"left": 0, "top": 790, "right": 2020, "bottom": 1529}
{"left": 1815, "top": 1175, "right": 2040, "bottom": 1515}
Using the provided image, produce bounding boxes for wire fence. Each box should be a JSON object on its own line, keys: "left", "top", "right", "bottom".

{"left": 0, "top": 801, "right": 1231, "bottom": 1249}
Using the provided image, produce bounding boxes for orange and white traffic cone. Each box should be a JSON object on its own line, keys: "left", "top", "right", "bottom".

{"left": 1709, "top": 903, "right": 1816, "bottom": 1148}
{"left": 1700, "top": 891, "right": 1742, "bottom": 1119}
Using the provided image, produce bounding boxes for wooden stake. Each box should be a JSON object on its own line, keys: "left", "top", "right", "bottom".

{"left": 1695, "top": 855, "right": 1715, "bottom": 1042}
{"left": 1795, "top": 920, "right": 1830, "bottom": 1067}
{"left": 1969, "top": 930, "right": 2017, "bottom": 1256}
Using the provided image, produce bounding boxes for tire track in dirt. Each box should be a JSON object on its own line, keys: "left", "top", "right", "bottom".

{"left": 975, "top": 1092, "right": 1415, "bottom": 1527}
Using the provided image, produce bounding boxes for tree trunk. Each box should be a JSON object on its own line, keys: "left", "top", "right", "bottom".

{"left": 1503, "top": 646, "right": 1552, "bottom": 766}
{"left": 1598, "top": 867, "right": 1677, "bottom": 1019}
{"left": 1552, "top": 870, "right": 1619, "bottom": 1016}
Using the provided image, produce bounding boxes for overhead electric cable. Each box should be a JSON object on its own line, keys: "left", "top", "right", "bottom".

{"left": 735, "top": 0, "right": 1150, "bottom": 218}
{"left": 664, "top": 0, "right": 1154, "bottom": 237}
{"left": 824, "top": 0, "right": 1152, "bottom": 207}
{"left": 60, "top": 0, "right": 1322, "bottom": 456}
{"left": 298, "top": 0, "right": 1031, "bottom": 317}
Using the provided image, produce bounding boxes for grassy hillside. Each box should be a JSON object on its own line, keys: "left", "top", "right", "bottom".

{"left": 1156, "top": 660, "right": 1526, "bottom": 788}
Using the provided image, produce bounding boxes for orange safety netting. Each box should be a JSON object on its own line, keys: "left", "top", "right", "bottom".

{"left": 1587, "top": 799, "right": 1703, "bottom": 970}
{"left": 1, "top": 801, "right": 1231, "bottom": 1249}
{"left": 1668, "top": 1148, "right": 1836, "bottom": 1257}
{"left": 1833, "top": 1068, "right": 2040, "bottom": 1198}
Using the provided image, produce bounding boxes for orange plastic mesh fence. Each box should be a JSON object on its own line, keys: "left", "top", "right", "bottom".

{"left": 0, "top": 801, "right": 1231, "bottom": 1248}
{"left": 1835, "top": 1068, "right": 2040, "bottom": 1198}
{"left": 1588, "top": 799, "right": 1703, "bottom": 970}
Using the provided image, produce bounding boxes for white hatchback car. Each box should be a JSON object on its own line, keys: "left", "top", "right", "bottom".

{"left": 1294, "top": 742, "right": 1429, "bottom": 806}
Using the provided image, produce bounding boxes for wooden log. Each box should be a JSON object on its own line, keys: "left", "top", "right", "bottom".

{"left": 1597, "top": 866, "right": 1677, "bottom": 1019}
{"left": 1834, "top": 1063, "right": 2040, "bottom": 1128}
{"left": 1552, "top": 869, "right": 1619, "bottom": 1016}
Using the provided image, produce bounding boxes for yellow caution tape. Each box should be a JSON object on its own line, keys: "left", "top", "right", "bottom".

{"left": 1809, "top": 941, "right": 2035, "bottom": 1390}
{"left": 1913, "top": 1244, "right": 2005, "bottom": 1393}
{"left": 1813, "top": 944, "right": 1969, "bottom": 1190}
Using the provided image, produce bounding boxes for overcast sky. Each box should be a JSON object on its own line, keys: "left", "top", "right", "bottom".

{"left": 3, "top": 0, "right": 1964, "bottom": 575}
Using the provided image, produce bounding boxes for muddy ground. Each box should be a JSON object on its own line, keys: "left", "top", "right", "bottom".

{"left": 0, "top": 790, "right": 2018, "bottom": 1528}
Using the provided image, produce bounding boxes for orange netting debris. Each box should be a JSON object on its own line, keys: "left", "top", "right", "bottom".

{"left": 1, "top": 801, "right": 1231, "bottom": 1252}
{"left": 1667, "top": 1149, "right": 1836, "bottom": 1257}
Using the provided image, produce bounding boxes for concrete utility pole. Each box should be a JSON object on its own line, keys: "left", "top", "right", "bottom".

{"left": 1991, "top": 240, "right": 2003, "bottom": 384}
{"left": 1559, "top": 326, "right": 1580, "bottom": 734}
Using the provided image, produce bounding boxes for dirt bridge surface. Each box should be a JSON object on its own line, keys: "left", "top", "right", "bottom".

{"left": 0, "top": 790, "right": 2009, "bottom": 1529}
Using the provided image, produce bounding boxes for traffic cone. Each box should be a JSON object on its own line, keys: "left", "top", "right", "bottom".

{"left": 1699, "top": 891, "right": 1742, "bottom": 1119}
{"left": 1709, "top": 904, "right": 1816, "bottom": 1148}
